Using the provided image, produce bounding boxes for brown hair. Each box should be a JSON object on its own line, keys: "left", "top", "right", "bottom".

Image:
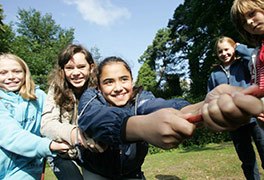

{"left": 49, "top": 44, "right": 97, "bottom": 111}
{"left": 231, "top": 0, "right": 264, "bottom": 46}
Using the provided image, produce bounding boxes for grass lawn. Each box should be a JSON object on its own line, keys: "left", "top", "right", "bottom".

{"left": 44, "top": 142, "right": 263, "bottom": 179}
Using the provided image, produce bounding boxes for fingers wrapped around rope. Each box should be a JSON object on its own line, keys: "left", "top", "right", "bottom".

{"left": 202, "top": 93, "right": 250, "bottom": 132}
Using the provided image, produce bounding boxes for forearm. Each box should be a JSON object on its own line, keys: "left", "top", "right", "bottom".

{"left": 125, "top": 115, "right": 146, "bottom": 142}
{"left": 41, "top": 89, "right": 76, "bottom": 143}
{"left": 125, "top": 107, "right": 198, "bottom": 141}
{"left": 0, "top": 120, "right": 53, "bottom": 157}
{"left": 41, "top": 108, "right": 75, "bottom": 144}
{"left": 125, "top": 108, "right": 196, "bottom": 149}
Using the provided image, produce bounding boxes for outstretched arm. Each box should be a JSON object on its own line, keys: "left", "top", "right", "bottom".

{"left": 125, "top": 108, "right": 196, "bottom": 149}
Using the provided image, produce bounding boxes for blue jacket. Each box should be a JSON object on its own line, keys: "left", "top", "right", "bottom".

{"left": 207, "top": 44, "right": 255, "bottom": 122}
{"left": 0, "top": 87, "right": 54, "bottom": 180}
{"left": 207, "top": 59, "right": 251, "bottom": 90}
{"left": 78, "top": 88, "right": 189, "bottom": 179}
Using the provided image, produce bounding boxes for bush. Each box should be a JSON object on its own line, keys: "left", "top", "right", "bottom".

{"left": 181, "top": 126, "right": 230, "bottom": 149}
{"left": 147, "top": 127, "right": 230, "bottom": 155}
{"left": 148, "top": 144, "right": 175, "bottom": 155}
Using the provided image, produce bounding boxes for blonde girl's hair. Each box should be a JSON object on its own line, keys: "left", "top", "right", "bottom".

{"left": 215, "top": 36, "right": 236, "bottom": 58}
{"left": 0, "top": 53, "right": 36, "bottom": 100}
{"left": 231, "top": 0, "right": 264, "bottom": 46}
{"left": 209, "top": 36, "right": 237, "bottom": 69}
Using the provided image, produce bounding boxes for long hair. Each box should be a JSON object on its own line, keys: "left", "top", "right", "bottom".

{"left": 49, "top": 44, "right": 97, "bottom": 111}
{"left": 0, "top": 53, "right": 36, "bottom": 100}
{"left": 231, "top": 0, "right": 264, "bottom": 46}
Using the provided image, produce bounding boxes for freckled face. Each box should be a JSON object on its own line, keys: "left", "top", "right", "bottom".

{"left": 217, "top": 41, "right": 235, "bottom": 66}
{"left": 99, "top": 62, "right": 133, "bottom": 107}
{"left": 0, "top": 59, "right": 25, "bottom": 92}
{"left": 64, "top": 52, "right": 93, "bottom": 89}
{"left": 243, "top": 9, "right": 264, "bottom": 35}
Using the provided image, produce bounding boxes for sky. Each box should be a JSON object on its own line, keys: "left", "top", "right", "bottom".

{"left": 1, "top": 0, "right": 184, "bottom": 78}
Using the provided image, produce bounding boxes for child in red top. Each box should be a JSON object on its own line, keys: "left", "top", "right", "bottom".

{"left": 231, "top": 0, "right": 264, "bottom": 89}
{"left": 231, "top": 0, "right": 264, "bottom": 121}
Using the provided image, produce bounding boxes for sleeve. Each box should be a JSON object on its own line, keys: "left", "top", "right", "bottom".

{"left": 0, "top": 100, "right": 53, "bottom": 158}
{"left": 41, "top": 87, "right": 76, "bottom": 144}
{"left": 236, "top": 44, "right": 254, "bottom": 61}
{"left": 136, "top": 97, "right": 190, "bottom": 115}
{"left": 207, "top": 73, "right": 216, "bottom": 92}
{"left": 78, "top": 89, "right": 134, "bottom": 145}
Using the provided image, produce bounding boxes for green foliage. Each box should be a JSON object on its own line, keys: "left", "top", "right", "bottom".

{"left": 148, "top": 144, "right": 175, "bottom": 155}
{"left": 0, "top": 4, "right": 4, "bottom": 30}
{"left": 148, "top": 127, "right": 231, "bottom": 155}
{"left": 90, "top": 46, "right": 102, "bottom": 64}
{"left": 9, "top": 8, "right": 74, "bottom": 90}
{"left": 162, "top": 73, "right": 182, "bottom": 98}
{"left": 136, "top": 61, "right": 158, "bottom": 92}
{"left": 168, "top": 0, "right": 239, "bottom": 98}
{"left": 138, "top": 0, "right": 243, "bottom": 99}
{"left": 137, "top": 28, "right": 186, "bottom": 97}
{"left": 137, "top": 0, "right": 238, "bottom": 146}
{"left": 0, "top": 5, "right": 15, "bottom": 53}
{"left": 181, "top": 127, "right": 231, "bottom": 148}
{"left": 148, "top": 144, "right": 163, "bottom": 154}
{"left": 0, "top": 24, "right": 14, "bottom": 53}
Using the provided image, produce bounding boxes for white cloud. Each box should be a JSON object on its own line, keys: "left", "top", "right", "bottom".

{"left": 64, "top": 0, "right": 131, "bottom": 26}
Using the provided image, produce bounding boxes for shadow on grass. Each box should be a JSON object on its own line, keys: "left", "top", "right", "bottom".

{"left": 155, "top": 174, "right": 181, "bottom": 180}
{"left": 180, "top": 141, "right": 233, "bottom": 153}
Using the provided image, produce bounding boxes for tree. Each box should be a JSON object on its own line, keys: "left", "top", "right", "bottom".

{"left": 138, "top": 0, "right": 242, "bottom": 100}
{"left": 10, "top": 8, "right": 75, "bottom": 90}
{"left": 90, "top": 46, "right": 102, "bottom": 63}
{"left": 136, "top": 61, "right": 157, "bottom": 92}
{"left": 137, "top": 28, "right": 187, "bottom": 97}
{"left": 0, "top": 4, "right": 15, "bottom": 53}
{"left": 168, "top": 0, "right": 239, "bottom": 100}
{"left": 0, "top": 4, "right": 4, "bottom": 32}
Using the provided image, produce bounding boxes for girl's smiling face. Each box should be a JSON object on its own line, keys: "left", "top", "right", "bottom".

{"left": 0, "top": 58, "right": 25, "bottom": 92}
{"left": 217, "top": 41, "right": 236, "bottom": 66}
{"left": 64, "top": 52, "right": 93, "bottom": 90}
{"left": 99, "top": 62, "right": 133, "bottom": 107}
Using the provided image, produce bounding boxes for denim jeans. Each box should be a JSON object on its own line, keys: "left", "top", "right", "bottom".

{"left": 230, "top": 121, "right": 264, "bottom": 180}
{"left": 47, "top": 156, "right": 83, "bottom": 180}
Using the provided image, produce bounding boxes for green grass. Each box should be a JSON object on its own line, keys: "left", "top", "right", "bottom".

{"left": 44, "top": 142, "right": 263, "bottom": 179}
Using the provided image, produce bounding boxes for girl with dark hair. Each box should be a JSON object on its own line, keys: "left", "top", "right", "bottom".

{"left": 41, "top": 44, "right": 99, "bottom": 180}
{"left": 78, "top": 56, "right": 264, "bottom": 179}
